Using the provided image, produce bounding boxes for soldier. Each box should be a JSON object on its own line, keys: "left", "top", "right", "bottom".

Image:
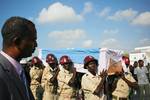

{"left": 111, "top": 68, "right": 138, "bottom": 100}
{"left": 57, "top": 55, "right": 77, "bottom": 100}
{"left": 30, "top": 56, "right": 44, "bottom": 100}
{"left": 81, "top": 56, "right": 107, "bottom": 100}
{"left": 41, "top": 54, "right": 59, "bottom": 100}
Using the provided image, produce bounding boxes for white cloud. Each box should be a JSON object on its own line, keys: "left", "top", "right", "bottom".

{"left": 102, "top": 29, "right": 119, "bottom": 35}
{"left": 37, "top": 2, "right": 83, "bottom": 24}
{"left": 100, "top": 38, "right": 120, "bottom": 49}
{"left": 48, "top": 29, "right": 86, "bottom": 40}
{"left": 139, "top": 38, "right": 150, "bottom": 46}
{"left": 48, "top": 29, "right": 86, "bottom": 48}
{"left": 131, "top": 12, "right": 150, "bottom": 26}
{"left": 82, "top": 40, "right": 93, "bottom": 48}
{"left": 99, "top": 7, "right": 111, "bottom": 17}
{"left": 81, "top": 2, "right": 93, "bottom": 15}
{"left": 108, "top": 8, "right": 138, "bottom": 21}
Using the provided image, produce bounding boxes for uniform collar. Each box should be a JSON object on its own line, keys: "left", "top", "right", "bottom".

{"left": 62, "top": 67, "right": 71, "bottom": 74}
{"left": 86, "top": 71, "right": 98, "bottom": 77}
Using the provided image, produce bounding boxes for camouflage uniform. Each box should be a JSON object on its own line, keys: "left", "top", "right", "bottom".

{"left": 57, "top": 67, "right": 76, "bottom": 100}
{"left": 81, "top": 72, "right": 106, "bottom": 100}
{"left": 30, "top": 66, "right": 44, "bottom": 100}
{"left": 112, "top": 73, "right": 136, "bottom": 100}
{"left": 41, "top": 65, "right": 58, "bottom": 100}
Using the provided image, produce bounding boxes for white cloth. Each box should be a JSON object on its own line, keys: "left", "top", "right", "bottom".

{"left": 98, "top": 48, "right": 124, "bottom": 75}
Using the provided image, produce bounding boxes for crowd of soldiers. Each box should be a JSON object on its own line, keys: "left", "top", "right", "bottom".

{"left": 20, "top": 54, "right": 150, "bottom": 100}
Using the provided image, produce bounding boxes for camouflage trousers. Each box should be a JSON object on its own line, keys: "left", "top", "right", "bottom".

{"left": 30, "top": 84, "right": 44, "bottom": 100}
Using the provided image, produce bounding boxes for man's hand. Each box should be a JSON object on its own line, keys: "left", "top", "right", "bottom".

{"left": 115, "top": 71, "right": 125, "bottom": 79}
{"left": 119, "top": 72, "right": 126, "bottom": 80}
{"left": 100, "top": 70, "right": 107, "bottom": 78}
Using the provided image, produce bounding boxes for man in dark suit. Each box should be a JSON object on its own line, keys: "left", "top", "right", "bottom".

{"left": 0, "top": 16, "right": 37, "bottom": 100}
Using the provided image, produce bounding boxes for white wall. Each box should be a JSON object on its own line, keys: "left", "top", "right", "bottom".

{"left": 130, "top": 52, "right": 148, "bottom": 65}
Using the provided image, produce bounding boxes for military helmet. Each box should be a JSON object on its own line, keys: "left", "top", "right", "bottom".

{"left": 84, "top": 55, "right": 98, "bottom": 68}
{"left": 59, "top": 55, "right": 72, "bottom": 65}
{"left": 46, "top": 54, "right": 58, "bottom": 64}
{"left": 31, "top": 56, "right": 42, "bottom": 65}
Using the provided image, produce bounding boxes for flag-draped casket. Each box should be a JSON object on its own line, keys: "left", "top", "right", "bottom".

{"left": 38, "top": 48, "right": 127, "bottom": 74}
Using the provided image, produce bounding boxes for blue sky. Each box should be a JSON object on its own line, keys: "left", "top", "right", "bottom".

{"left": 0, "top": 0, "right": 150, "bottom": 51}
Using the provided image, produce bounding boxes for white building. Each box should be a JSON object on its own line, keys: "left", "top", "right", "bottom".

{"left": 130, "top": 46, "right": 150, "bottom": 65}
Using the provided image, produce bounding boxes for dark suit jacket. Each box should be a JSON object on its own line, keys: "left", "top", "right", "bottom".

{"left": 0, "top": 53, "right": 34, "bottom": 100}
